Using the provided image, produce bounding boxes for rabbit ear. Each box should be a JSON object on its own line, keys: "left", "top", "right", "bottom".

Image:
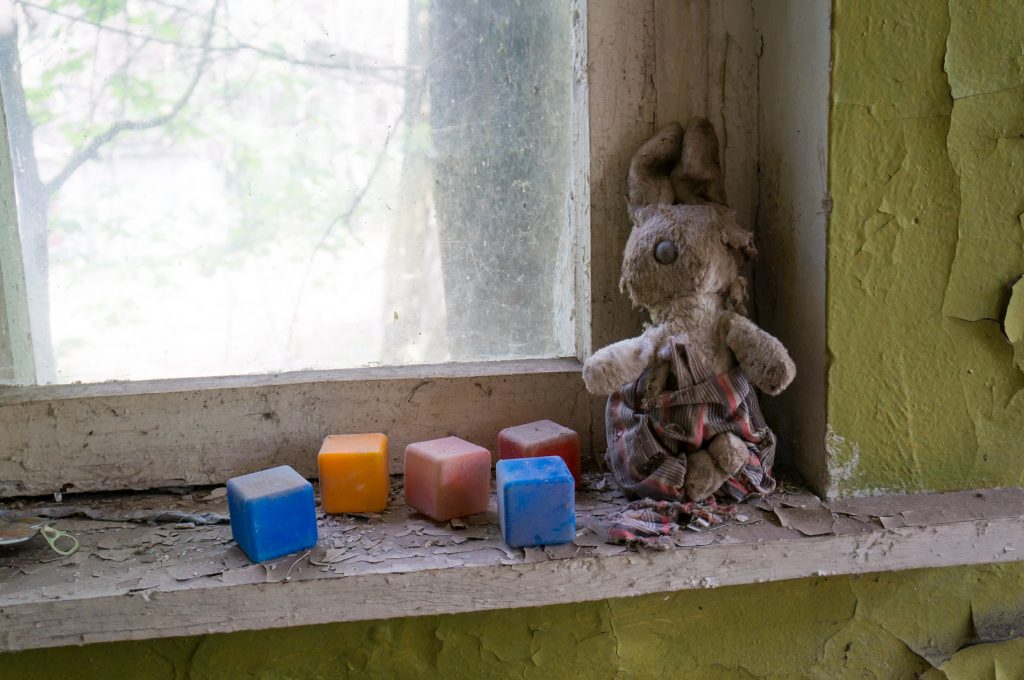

{"left": 670, "top": 117, "right": 726, "bottom": 205}
{"left": 627, "top": 122, "right": 683, "bottom": 214}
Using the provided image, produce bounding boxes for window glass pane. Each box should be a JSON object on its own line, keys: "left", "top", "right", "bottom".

{"left": 0, "top": 0, "right": 574, "bottom": 384}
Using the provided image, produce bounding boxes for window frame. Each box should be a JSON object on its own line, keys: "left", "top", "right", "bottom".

{"left": 0, "top": 0, "right": 792, "bottom": 498}
{"left": 0, "top": 0, "right": 603, "bottom": 496}
{"left": 0, "top": 93, "right": 34, "bottom": 386}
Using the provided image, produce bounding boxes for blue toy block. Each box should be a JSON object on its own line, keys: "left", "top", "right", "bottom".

{"left": 227, "top": 465, "right": 318, "bottom": 562}
{"left": 496, "top": 456, "right": 575, "bottom": 548}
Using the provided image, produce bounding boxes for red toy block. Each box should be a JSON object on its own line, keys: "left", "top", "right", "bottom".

{"left": 497, "top": 419, "right": 581, "bottom": 489}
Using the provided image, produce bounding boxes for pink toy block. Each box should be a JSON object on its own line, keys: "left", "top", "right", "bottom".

{"left": 404, "top": 436, "right": 492, "bottom": 521}
{"left": 497, "top": 420, "right": 581, "bottom": 489}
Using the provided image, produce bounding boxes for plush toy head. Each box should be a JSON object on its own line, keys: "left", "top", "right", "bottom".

{"left": 621, "top": 203, "right": 754, "bottom": 319}
{"left": 621, "top": 119, "right": 755, "bottom": 321}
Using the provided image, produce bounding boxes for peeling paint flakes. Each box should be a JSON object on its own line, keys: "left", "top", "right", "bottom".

{"left": 92, "top": 549, "right": 134, "bottom": 562}
{"left": 1003, "top": 277, "right": 1024, "bottom": 376}
{"left": 308, "top": 548, "right": 350, "bottom": 566}
{"left": 2, "top": 481, "right": 1023, "bottom": 633}
{"left": 218, "top": 564, "right": 265, "bottom": 587}
{"left": 773, "top": 506, "right": 837, "bottom": 536}
{"left": 168, "top": 560, "right": 225, "bottom": 582}
{"left": 825, "top": 425, "right": 861, "bottom": 497}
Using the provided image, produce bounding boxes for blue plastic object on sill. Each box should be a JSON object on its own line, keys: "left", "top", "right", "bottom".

{"left": 227, "top": 465, "right": 318, "bottom": 563}
{"left": 496, "top": 456, "right": 575, "bottom": 548}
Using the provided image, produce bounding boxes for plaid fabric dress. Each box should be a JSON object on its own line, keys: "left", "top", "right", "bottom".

{"left": 604, "top": 335, "right": 776, "bottom": 544}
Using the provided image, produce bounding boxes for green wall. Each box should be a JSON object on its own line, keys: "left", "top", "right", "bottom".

{"left": 827, "top": 0, "right": 1024, "bottom": 495}
{"left": 4, "top": 562, "right": 1024, "bottom": 679}
{"left": 4, "top": 1, "right": 1024, "bottom": 677}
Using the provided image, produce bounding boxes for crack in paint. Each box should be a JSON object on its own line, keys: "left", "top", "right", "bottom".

{"left": 602, "top": 599, "right": 621, "bottom": 672}
{"left": 952, "top": 84, "right": 1024, "bottom": 101}
{"left": 940, "top": 0, "right": 965, "bottom": 324}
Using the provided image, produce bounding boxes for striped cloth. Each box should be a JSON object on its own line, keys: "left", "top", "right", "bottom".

{"left": 604, "top": 335, "right": 776, "bottom": 545}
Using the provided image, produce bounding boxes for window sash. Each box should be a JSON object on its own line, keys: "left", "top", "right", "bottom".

{"left": 0, "top": 0, "right": 767, "bottom": 497}
{"left": 0, "top": 100, "right": 35, "bottom": 386}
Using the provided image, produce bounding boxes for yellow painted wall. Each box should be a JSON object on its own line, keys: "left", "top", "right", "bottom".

{"left": 3, "top": 1, "right": 1024, "bottom": 677}
{"left": 827, "top": 0, "right": 1024, "bottom": 494}
{"left": 3, "top": 562, "right": 1024, "bottom": 679}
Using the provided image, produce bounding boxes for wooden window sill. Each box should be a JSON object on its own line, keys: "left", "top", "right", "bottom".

{"left": 1, "top": 481, "right": 1021, "bottom": 651}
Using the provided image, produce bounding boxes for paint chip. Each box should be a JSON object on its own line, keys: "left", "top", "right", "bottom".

{"left": 773, "top": 506, "right": 836, "bottom": 536}
{"left": 1003, "top": 276, "right": 1024, "bottom": 373}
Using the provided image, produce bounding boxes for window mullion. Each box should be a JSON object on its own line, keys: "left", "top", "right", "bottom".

{"left": 0, "top": 92, "right": 36, "bottom": 386}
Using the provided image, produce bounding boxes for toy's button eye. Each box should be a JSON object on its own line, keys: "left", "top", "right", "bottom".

{"left": 654, "top": 240, "right": 677, "bottom": 264}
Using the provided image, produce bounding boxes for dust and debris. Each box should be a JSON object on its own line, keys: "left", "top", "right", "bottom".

{"left": 830, "top": 487, "right": 1024, "bottom": 530}
{"left": 202, "top": 488, "right": 227, "bottom": 501}
{"left": 1, "top": 480, "right": 1020, "bottom": 611}
{"left": 544, "top": 544, "right": 582, "bottom": 560}
{"left": 769, "top": 491, "right": 837, "bottom": 536}
{"left": 463, "top": 527, "right": 490, "bottom": 540}
{"left": 93, "top": 548, "right": 135, "bottom": 562}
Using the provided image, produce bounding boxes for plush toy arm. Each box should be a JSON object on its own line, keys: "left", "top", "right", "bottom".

{"left": 722, "top": 313, "right": 796, "bottom": 395}
{"left": 583, "top": 327, "right": 663, "bottom": 395}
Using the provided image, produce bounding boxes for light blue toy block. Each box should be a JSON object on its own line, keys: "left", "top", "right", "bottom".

{"left": 227, "top": 465, "right": 318, "bottom": 562}
{"left": 496, "top": 456, "right": 575, "bottom": 548}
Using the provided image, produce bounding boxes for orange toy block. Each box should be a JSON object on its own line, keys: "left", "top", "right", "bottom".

{"left": 318, "top": 433, "right": 390, "bottom": 514}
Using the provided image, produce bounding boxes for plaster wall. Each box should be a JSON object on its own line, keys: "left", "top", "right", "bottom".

{"left": 4, "top": 562, "right": 1024, "bottom": 679}
{"left": 827, "top": 0, "right": 1024, "bottom": 495}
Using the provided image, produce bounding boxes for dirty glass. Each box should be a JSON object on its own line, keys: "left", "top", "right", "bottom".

{"left": 0, "top": 0, "right": 574, "bottom": 384}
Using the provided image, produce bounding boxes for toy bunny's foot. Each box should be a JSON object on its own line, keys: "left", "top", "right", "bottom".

{"left": 685, "top": 434, "right": 749, "bottom": 501}
{"left": 708, "top": 432, "right": 749, "bottom": 476}
{"left": 685, "top": 451, "right": 731, "bottom": 502}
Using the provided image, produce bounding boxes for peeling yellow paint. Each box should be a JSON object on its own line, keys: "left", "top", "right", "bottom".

{"left": 4, "top": 562, "right": 1024, "bottom": 678}
{"left": 1002, "top": 277, "right": 1024, "bottom": 375}
{"left": 828, "top": 0, "right": 1024, "bottom": 494}
{"left": 922, "top": 638, "right": 1024, "bottom": 680}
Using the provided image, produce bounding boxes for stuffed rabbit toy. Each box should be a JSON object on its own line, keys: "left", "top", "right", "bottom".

{"left": 583, "top": 118, "right": 795, "bottom": 503}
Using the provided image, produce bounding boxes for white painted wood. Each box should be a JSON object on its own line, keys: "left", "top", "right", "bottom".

{"left": 570, "top": 0, "right": 592, "bottom": 364}
{"left": 0, "top": 89, "right": 34, "bottom": 385}
{"left": 712, "top": 1, "right": 759, "bottom": 234}
{"left": 0, "top": 358, "right": 592, "bottom": 496}
{"left": 0, "top": 357, "right": 577, "bottom": 403}
{"left": 585, "top": 0, "right": 654, "bottom": 356}
{"left": 752, "top": 0, "right": 831, "bottom": 495}
{"left": 653, "top": 0, "right": 759, "bottom": 236}
{"left": 1, "top": 487, "right": 1020, "bottom": 651}
{"left": 655, "top": 1, "right": 709, "bottom": 127}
